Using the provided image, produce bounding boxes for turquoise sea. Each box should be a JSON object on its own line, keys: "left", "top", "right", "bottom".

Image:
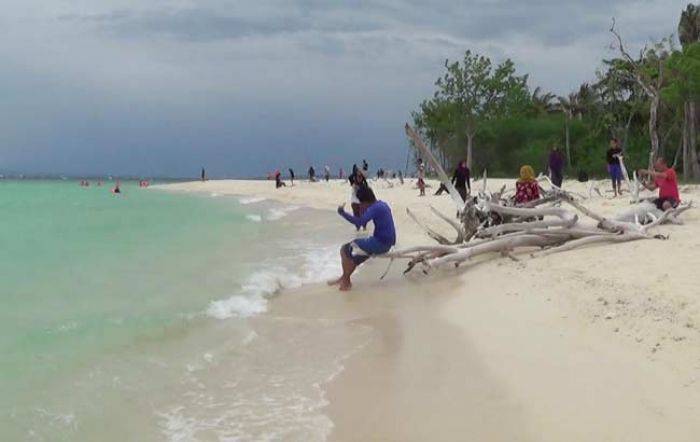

{"left": 0, "top": 180, "right": 369, "bottom": 441}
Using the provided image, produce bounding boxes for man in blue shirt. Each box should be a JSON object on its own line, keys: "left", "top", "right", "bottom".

{"left": 328, "top": 186, "right": 396, "bottom": 291}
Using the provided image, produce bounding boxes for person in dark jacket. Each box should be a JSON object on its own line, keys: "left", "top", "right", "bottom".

{"left": 548, "top": 146, "right": 565, "bottom": 188}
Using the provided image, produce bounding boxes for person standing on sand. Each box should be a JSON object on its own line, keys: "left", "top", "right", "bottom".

{"left": 324, "top": 165, "right": 331, "bottom": 182}
{"left": 452, "top": 160, "right": 470, "bottom": 201}
{"left": 362, "top": 159, "right": 368, "bottom": 173}
{"left": 417, "top": 158, "right": 426, "bottom": 196}
{"left": 515, "top": 165, "right": 540, "bottom": 205}
{"left": 308, "top": 166, "right": 316, "bottom": 182}
{"left": 289, "top": 168, "right": 295, "bottom": 186}
{"left": 274, "top": 170, "right": 286, "bottom": 188}
{"left": 637, "top": 158, "right": 681, "bottom": 211}
{"left": 348, "top": 166, "right": 369, "bottom": 230}
{"left": 329, "top": 186, "right": 396, "bottom": 291}
{"left": 201, "top": 167, "right": 206, "bottom": 182}
{"left": 606, "top": 138, "right": 624, "bottom": 197}
{"left": 548, "top": 145, "right": 565, "bottom": 188}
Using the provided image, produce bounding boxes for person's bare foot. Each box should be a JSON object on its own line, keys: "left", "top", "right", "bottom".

{"left": 339, "top": 281, "right": 352, "bottom": 291}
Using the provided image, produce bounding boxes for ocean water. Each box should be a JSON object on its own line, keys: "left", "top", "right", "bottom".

{"left": 0, "top": 180, "right": 371, "bottom": 441}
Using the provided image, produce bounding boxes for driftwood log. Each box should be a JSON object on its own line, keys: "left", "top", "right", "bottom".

{"left": 381, "top": 124, "right": 693, "bottom": 276}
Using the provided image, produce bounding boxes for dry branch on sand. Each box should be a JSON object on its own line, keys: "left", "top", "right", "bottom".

{"left": 381, "top": 124, "right": 693, "bottom": 276}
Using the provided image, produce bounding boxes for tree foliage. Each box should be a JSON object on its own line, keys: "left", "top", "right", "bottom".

{"left": 411, "top": 4, "right": 700, "bottom": 180}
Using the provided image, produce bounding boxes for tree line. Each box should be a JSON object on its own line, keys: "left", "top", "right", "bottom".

{"left": 411, "top": 4, "right": 700, "bottom": 181}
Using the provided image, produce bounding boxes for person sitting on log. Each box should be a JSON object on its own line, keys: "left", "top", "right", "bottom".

{"left": 637, "top": 158, "right": 680, "bottom": 211}
{"left": 329, "top": 186, "right": 396, "bottom": 291}
{"left": 515, "top": 165, "right": 540, "bottom": 205}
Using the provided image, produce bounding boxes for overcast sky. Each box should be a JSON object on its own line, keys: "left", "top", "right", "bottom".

{"left": 0, "top": 0, "right": 690, "bottom": 178}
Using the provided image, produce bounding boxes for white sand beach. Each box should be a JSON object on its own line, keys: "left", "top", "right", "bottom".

{"left": 161, "top": 178, "right": 700, "bottom": 441}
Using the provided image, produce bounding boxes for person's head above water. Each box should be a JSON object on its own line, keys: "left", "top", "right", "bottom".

{"left": 356, "top": 185, "right": 377, "bottom": 204}
{"left": 519, "top": 165, "right": 536, "bottom": 182}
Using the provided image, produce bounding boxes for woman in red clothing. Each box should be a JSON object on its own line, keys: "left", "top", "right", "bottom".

{"left": 515, "top": 165, "right": 540, "bottom": 205}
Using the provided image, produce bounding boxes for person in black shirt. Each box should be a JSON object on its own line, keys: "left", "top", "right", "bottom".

{"left": 606, "top": 138, "right": 624, "bottom": 197}
{"left": 452, "top": 160, "right": 471, "bottom": 201}
{"left": 434, "top": 160, "right": 470, "bottom": 202}
{"left": 289, "top": 168, "right": 295, "bottom": 186}
{"left": 308, "top": 166, "right": 316, "bottom": 182}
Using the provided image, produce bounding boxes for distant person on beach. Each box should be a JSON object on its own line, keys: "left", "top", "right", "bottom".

{"left": 398, "top": 170, "right": 404, "bottom": 185}
{"left": 201, "top": 168, "right": 206, "bottom": 182}
{"left": 548, "top": 145, "right": 565, "bottom": 188}
{"left": 112, "top": 180, "right": 122, "bottom": 194}
{"left": 339, "top": 168, "right": 344, "bottom": 179}
{"left": 329, "top": 186, "right": 396, "bottom": 291}
{"left": 324, "top": 165, "right": 331, "bottom": 182}
{"left": 515, "top": 165, "right": 540, "bottom": 205}
{"left": 308, "top": 166, "right": 316, "bottom": 182}
{"left": 348, "top": 166, "right": 368, "bottom": 230}
{"left": 452, "top": 160, "right": 470, "bottom": 201}
{"left": 434, "top": 160, "right": 470, "bottom": 201}
{"left": 638, "top": 158, "right": 680, "bottom": 211}
{"left": 289, "top": 168, "right": 295, "bottom": 186}
{"left": 362, "top": 159, "right": 368, "bottom": 172}
{"left": 417, "top": 159, "right": 426, "bottom": 196}
{"left": 274, "top": 170, "right": 286, "bottom": 188}
{"left": 607, "top": 138, "right": 624, "bottom": 197}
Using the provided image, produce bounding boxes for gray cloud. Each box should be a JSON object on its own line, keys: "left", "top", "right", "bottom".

{"left": 0, "top": 0, "right": 690, "bottom": 177}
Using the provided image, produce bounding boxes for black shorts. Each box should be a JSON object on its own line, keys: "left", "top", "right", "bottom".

{"left": 653, "top": 197, "right": 679, "bottom": 210}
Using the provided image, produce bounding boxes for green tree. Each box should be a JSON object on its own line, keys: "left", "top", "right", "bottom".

{"left": 664, "top": 42, "right": 700, "bottom": 177}
{"left": 426, "top": 51, "right": 530, "bottom": 168}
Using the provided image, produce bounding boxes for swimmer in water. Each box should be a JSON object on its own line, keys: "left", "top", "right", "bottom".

{"left": 112, "top": 180, "right": 121, "bottom": 194}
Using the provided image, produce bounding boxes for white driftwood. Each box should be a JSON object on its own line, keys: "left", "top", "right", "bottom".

{"left": 478, "top": 203, "right": 579, "bottom": 237}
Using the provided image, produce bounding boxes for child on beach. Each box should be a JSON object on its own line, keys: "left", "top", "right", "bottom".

{"left": 329, "top": 186, "right": 396, "bottom": 291}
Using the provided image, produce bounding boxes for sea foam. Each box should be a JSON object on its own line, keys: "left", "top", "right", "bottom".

{"left": 238, "top": 196, "right": 267, "bottom": 205}
{"left": 206, "top": 246, "right": 341, "bottom": 319}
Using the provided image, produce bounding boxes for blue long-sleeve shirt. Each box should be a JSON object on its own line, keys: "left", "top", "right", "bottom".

{"left": 339, "top": 201, "right": 396, "bottom": 246}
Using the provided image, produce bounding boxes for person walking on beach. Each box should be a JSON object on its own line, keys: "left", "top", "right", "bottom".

{"left": 308, "top": 166, "right": 316, "bottom": 182}
{"left": 324, "top": 165, "right": 331, "bottom": 182}
{"left": 289, "top": 168, "right": 295, "bottom": 186}
{"left": 417, "top": 158, "right": 426, "bottom": 196}
{"left": 637, "top": 158, "right": 681, "bottom": 211}
{"left": 362, "top": 159, "right": 369, "bottom": 173}
{"left": 452, "top": 160, "right": 471, "bottom": 202}
{"left": 274, "top": 170, "right": 286, "bottom": 188}
{"left": 329, "top": 186, "right": 396, "bottom": 291}
{"left": 339, "top": 168, "right": 344, "bottom": 179}
{"left": 548, "top": 145, "right": 565, "bottom": 188}
{"left": 515, "top": 165, "right": 540, "bottom": 205}
{"left": 606, "top": 138, "right": 624, "bottom": 197}
{"left": 201, "top": 167, "right": 206, "bottom": 182}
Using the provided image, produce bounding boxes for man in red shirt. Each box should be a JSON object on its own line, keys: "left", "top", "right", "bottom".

{"left": 638, "top": 158, "right": 680, "bottom": 211}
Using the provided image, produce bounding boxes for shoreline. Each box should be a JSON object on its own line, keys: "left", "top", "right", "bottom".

{"left": 159, "top": 178, "right": 700, "bottom": 441}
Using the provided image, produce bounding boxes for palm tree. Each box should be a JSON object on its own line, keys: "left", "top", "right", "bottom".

{"left": 530, "top": 87, "right": 558, "bottom": 116}
{"left": 557, "top": 93, "right": 581, "bottom": 167}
